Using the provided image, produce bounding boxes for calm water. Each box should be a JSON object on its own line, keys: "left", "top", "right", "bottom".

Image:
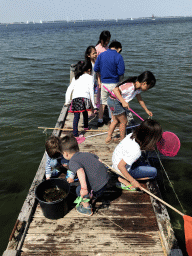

{"left": 0, "top": 18, "right": 192, "bottom": 255}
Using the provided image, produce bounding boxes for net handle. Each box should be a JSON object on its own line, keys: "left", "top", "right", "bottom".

{"left": 102, "top": 160, "right": 184, "bottom": 217}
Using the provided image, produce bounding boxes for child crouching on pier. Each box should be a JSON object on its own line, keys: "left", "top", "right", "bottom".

{"left": 60, "top": 134, "right": 109, "bottom": 216}
{"left": 112, "top": 119, "right": 162, "bottom": 191}
{"left": 45, "top": 136, "right": 69, "bottom": 180}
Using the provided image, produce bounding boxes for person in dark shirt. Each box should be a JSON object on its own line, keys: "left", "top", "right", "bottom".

{"left": 60, "top": 134, "right": 109, "bottom": 216}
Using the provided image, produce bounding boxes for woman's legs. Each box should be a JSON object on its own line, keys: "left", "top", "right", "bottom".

{"left": 73, "top": 112, "right": 80, "bottom": 137}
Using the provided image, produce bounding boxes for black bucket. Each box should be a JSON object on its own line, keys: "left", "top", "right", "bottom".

{"left": 35, "top": 178, "right": 70, "bottom": 219}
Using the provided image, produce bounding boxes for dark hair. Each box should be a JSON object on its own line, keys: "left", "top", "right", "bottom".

{"left": 109, "top": 40, "right": 122, "bottom": 50}
{"left": 85, "top": 45, "right": 96, "bottom": 61}
{"left": 131, "top": 119, "right": 162, "bottom": 151}
{"left": 45, "top": 136, "right": 62, "bottom": 159}
{"left": 74, "top": 60, "right": 92, "bottom": 80}
{"left": 96, "top": 30, "right": 111, "bottom": 45}
{"left": 60, "top": 134, "right": 79, "bottom": 153}
{"left": 118, "top": 71, "right": 156, "bottom": 89}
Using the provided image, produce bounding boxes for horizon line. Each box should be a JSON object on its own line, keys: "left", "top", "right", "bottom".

{"left": 1, "top": 15, "right": 192, "bottom": 25}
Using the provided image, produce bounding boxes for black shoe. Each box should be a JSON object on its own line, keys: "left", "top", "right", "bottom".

{"left": 97, "top": 122, "right": 104, "bottom": 127}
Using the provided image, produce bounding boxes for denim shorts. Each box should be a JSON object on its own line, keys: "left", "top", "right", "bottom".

{"left": 107, "top": 97, "right": 125, "bottom": 116}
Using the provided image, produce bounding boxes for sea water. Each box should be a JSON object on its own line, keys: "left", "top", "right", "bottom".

{"left": 0, "top": 18, "right": 192, "bottom": 255}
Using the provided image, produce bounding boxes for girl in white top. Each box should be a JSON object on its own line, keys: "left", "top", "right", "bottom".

{"left": 65, "top": 60, "right": 96, "bottom": 139}
{"left": 112, "top": 119, "right": 162, "bottom": 191}
{"left": 106, "top": 71, "right": 156, "bottom": 143}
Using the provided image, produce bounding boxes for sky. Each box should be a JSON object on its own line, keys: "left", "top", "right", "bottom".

{"left": 0, "top": 0, "right": 192, "bottom": 23}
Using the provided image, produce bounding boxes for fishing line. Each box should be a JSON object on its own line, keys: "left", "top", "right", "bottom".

{"left": 155, "top": 149, "right": 185, "bottom": 213}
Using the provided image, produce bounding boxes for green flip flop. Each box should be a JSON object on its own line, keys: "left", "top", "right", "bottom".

{"left": 116, "top": 182, "right": 137, "bottom": 191}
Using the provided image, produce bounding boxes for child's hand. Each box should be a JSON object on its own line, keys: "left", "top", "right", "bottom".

{"left": 122, "top": 101, "right": 129, "bottom": 109}
{"left": 132, "top": 180, "right": 142, "bottom": 190}
{"left": 63, "top": 163, "right": 68, "bottom": 167}
{"left": 146, "top": 110, "right": 153, "bottom": 116}
{"left": 67, "top": 177, "right": 74, "bottom": 183}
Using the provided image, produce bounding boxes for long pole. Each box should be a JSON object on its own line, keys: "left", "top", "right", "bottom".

{"left": 102, "top": 161, "right": 184, "bottom": 217}
{"left": 38, "top": 127, "right": 108, "bottom": 132}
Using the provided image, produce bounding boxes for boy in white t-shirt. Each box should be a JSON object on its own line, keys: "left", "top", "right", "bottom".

{"left": 106, "top": 71, "right": 156, "bottom": 143}
{"left": 112, "top": 119, "right": 162, "bottom": 191}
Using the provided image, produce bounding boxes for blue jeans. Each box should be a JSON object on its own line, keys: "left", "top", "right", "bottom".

{"left": 128, "top": 159, "right": 157, "bottom": 179}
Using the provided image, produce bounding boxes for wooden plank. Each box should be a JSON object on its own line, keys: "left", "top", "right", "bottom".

{"left": 27, "top": 216, "right": 159, "bottom": 233}
{"left": 2, "top": 251, "right": 18, "bottom": 256}
{"left": 21, "top": 253, "right": 164, "bottom": 256}
{"left": 21, "top": 232, "right": 163, "bottom": 254}
{"left": 20, "top": 252, "right": 165, "bottom": 256}
{"left": 34, "top": 201, "right": 155, "bottom": 219}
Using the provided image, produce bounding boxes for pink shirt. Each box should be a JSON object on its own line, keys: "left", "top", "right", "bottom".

{"left": 95, "top": 43, "right": 108, "bottom": 56}
{"left": 118, "top": 82, "right": 141, "bottom": 102}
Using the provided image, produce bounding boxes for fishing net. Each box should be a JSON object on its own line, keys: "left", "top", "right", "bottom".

{"left": 156, "top": 131, "right": 180, "bottom": 157}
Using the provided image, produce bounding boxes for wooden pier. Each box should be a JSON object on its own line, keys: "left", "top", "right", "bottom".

{"left": 3, "top": 104, "right": 182, "bottom": 256}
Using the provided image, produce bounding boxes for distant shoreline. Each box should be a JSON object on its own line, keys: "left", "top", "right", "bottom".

{"left": 1, "top": 15, "right": 192, "bottom": 25}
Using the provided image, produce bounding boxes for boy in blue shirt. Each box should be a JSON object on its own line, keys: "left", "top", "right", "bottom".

{"left": 94, "top": 40, "right": 125, "bottom": 126}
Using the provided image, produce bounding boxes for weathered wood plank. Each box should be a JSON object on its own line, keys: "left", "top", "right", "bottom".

{"left": 34, "top": 201, "right": 155, "bottom": 219}
{"left": 21, "top": 232, "right": 163, "bottom": 253}
{"left": 20, "top": 253, "right": 165, "bottom": 256}
{"left": 21, "top": 252, "right": 166, "bottom": 256}
{"left": 28, "top": 216, "right": 159, "bottom": 233}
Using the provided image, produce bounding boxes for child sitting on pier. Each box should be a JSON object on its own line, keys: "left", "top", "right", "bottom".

{"left": 60, "top": 134, "right": 109, "bottom": 216}
{"left": 112, "top": 119, "right": 162, "bottom": 191}
{"left": 45, "top": 136, "right": 69, "bottom": 180}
